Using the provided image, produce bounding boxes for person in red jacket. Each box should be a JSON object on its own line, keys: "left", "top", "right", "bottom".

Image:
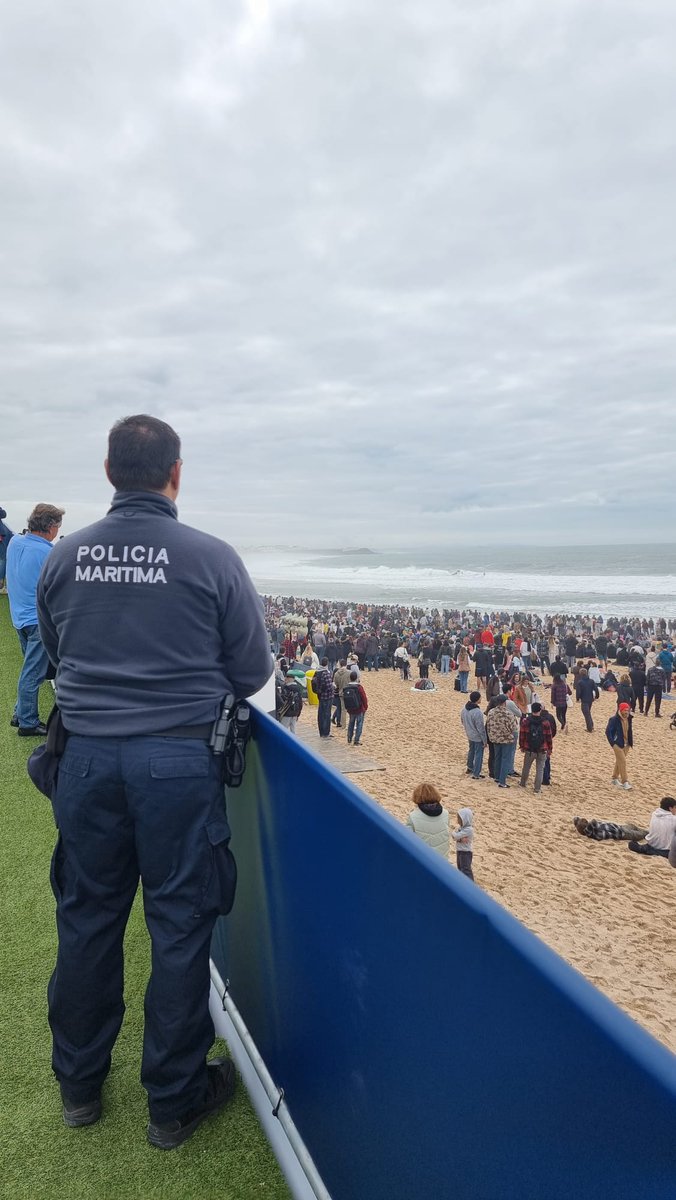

{"left": 344, "top": 670, "right": 368, "bottom": 745}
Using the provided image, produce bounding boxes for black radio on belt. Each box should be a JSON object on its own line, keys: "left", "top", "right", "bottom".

{"left": 210, "top": 695, "right": 251, "bottom": 788}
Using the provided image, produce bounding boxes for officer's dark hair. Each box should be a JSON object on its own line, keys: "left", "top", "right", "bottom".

{"left": 107, "top": 415, "right": 181, "bottom": 492}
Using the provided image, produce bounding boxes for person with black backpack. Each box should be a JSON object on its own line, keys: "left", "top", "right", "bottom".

{"left": 277, "top": 672, "right": 303, "bottom": 734}
{"left": 342, "top": 671, "right": 368, "bottom": 745}
{"left": 518, "top": 702, "right": 552, "bottom": 794}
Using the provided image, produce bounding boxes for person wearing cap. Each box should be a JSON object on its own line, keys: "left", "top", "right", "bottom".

{"left": 605, "top": 702, "right": 634, "bottom": 789}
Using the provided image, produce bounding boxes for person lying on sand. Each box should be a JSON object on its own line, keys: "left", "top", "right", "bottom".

{"left": 573, "top": 817, "right": 647, "bottom": 842}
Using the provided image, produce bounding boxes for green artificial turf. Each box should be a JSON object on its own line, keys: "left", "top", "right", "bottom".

{"left": 0, "top": 598, "right": 291, "bottom": 1200}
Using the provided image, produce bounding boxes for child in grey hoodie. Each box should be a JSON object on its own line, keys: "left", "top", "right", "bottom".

{"left": 452, "top": 808, "right": 475, "bottom": 880}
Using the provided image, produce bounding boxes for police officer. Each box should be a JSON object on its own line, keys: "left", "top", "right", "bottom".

{"left": 37, "top": 415, "right": 272, "bottom": 1148}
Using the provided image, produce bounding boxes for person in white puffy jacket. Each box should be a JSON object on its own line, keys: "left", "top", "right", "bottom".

{"left": 407, "top": 783, "right": 449, "bottom": 858}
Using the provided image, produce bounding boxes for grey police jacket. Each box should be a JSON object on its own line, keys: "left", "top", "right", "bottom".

{"left": 37, "top": 491, "right": 272, "bottom": 736}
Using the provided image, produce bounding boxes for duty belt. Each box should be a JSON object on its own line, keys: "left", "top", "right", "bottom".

{"left": 155, "top": 723, "right": 213, "bottom": 739}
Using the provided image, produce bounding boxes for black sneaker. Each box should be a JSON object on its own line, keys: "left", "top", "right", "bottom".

{"left": 147, "top": 1058, "right": 236, "bottom": 1150}
{"left": 18, "top": 721, "right": 48, "bottom": 737}
{"left": 10, "top": 715, "right": 19, "bottom": 727}
{"left": 61, "top": 1088, "right": 102, "bottom": 1127}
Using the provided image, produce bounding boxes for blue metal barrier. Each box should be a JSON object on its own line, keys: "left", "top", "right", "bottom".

{"left": 212, "top": 711, "right": 676, "bottom": 1200}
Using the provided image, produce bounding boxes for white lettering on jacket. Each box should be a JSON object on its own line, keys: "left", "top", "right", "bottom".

{"left": 75, "top": 544, "right": 169, "bottom": 576}
{"left": 75, "top": 545, "right": 169, "bottom": 585}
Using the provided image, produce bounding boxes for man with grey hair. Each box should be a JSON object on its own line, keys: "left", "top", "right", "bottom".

{"left": 6, "top": 503, "right": 64, "bottom": 735}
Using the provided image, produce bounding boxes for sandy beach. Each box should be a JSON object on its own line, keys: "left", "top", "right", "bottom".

{"left": 309, "top": 667, "right": 676, "bottom": 1056}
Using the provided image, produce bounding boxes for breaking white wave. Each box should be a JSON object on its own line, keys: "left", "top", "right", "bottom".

{"left": 242, "top": 551, "right": 676, "bottom": 617}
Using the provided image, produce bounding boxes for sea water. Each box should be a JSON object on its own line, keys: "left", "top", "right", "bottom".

{"left": 240, "top": 544, "right": 676, "bottom": 619}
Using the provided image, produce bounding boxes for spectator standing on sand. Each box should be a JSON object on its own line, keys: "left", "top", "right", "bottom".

{"left": 344, "top": 671, "right": 368, "bottom": 745}
{"left": 418, "top": 640, "right": 432, "bottom": 679}
{"left": 501, "top": 684, "right": 522, "bottom": 779}
{"left": 575, "top": 667, "right": 600, "bottom": 733}
{"left": 629, "top": 660, "right": 646, "bottom": 714}
{"left": 540, "top": 705, "right": 557, "bottom": 786}
{"left": 451, "top": 808, "right": 475, "bottom": 880}
{"left": 407, "top": 783, "right": 449, "bottom": 858}
{"left": 314, "top": 657, "right": 334, "bottom": 738}
{"left": 394, "top": 641, "right": 410, "bottom": 680}
{"left": 509, "top": 672, "right": 528, "bottom": 714}
{"left": 550, "top": 654, "right": 569, "bottom": 680}
{"left": 332, "top": 659, "right": 351, "bottom": 728}
{"left": 606, "top": 702, "right": 633, "bottom": 789}
{"left": 456, "top": 644, "right": 470, "bottom": 693}
{"left": 628, "top": 798, "right": 676, "bottom": 857}
{"left": 519, "top": 702, "right": 551, "bottom": 794}
{"left": 645, "top": 662, "right": 666, "bottom": 718}
{"left": 365, "top": 631, "right": 380, "bottom": 671}
{"left": 460, "top": 691, "right": 487, "bottom": 780}
{"left": 550, "top": 673, "right": 572, "bottom": 732}
{"left": 485, "top": 695, "right": 519, "bottom": 789}
{"left": 277, "top": 672, "right": 303, "bottom": 735}
{"left": 658, "top": 645, "right": 674, "bottom": 696}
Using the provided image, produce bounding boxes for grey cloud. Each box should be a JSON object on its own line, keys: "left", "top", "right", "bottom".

{"left": 1, "top": 0, "right": 675, "bottom": 547}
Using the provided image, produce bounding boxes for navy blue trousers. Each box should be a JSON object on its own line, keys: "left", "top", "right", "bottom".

{"left": 49, "top": 735, "right": 236, "bottom": 1122}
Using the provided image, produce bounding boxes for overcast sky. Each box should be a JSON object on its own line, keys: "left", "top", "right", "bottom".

{"left": 2, "top": 0, "right": 675, "bottom": 548}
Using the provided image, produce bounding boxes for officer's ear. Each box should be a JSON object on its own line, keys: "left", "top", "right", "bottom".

{"left": 168, "top": 458, "right": 182, "bottom": 496}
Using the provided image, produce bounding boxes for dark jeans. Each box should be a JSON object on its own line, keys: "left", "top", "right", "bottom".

{"left": 317, "top": 697, "right": 332, "bottom": 736}
{"left": 631, "top": 689, "right": 644, "bottom": 714}
{"left": 419, "top": 662, "right": 429, "bottom": 678}
{"left": 493, "top": 742, "right": 510, "bottom": 786}
{"left": 49, "top": 735, "right": 236, "bottom": 1122}
{"left": 456, "top": 851, "right": 474, "bottom": 881}
{"left": 466, "top": 741, "right": 484, "bottom": 778}
{"left": 628, "top": 841, "right": 668, "bottom": 857}
{"left": 347, "top": 713, "right": 365, "bottom": 743}
{"left": 458, "top": 670, "right": 469, "bottom": 692}
{"left": 645, "top": 684, "right": 662, "bottom": 715}
{"left": 14, "top": 623, "right": 49, "bottom": 728}
{"left": 332, "top": 696, "right": 342, "bottom": 726}
{"left": 580, "top": 701, "right": 594, "bottom": 732}
{"left": 555, "top": 704, "right": 567, "bottom": 729}
{"left": 366, "top": 654, "right": 379, "bottom": 671}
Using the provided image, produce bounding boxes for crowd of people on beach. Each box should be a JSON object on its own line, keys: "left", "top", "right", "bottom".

{"left": 266, "top": 594, "right": 676, "bottom": 877}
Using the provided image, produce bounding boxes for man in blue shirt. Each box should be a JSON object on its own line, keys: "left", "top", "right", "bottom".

{"left": 6, "top": 503, "right": 64, "bottom": 735}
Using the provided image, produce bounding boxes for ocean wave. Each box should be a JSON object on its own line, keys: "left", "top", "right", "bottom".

{"left": 251, "top": 561, "right": 676, "bottom": 599}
